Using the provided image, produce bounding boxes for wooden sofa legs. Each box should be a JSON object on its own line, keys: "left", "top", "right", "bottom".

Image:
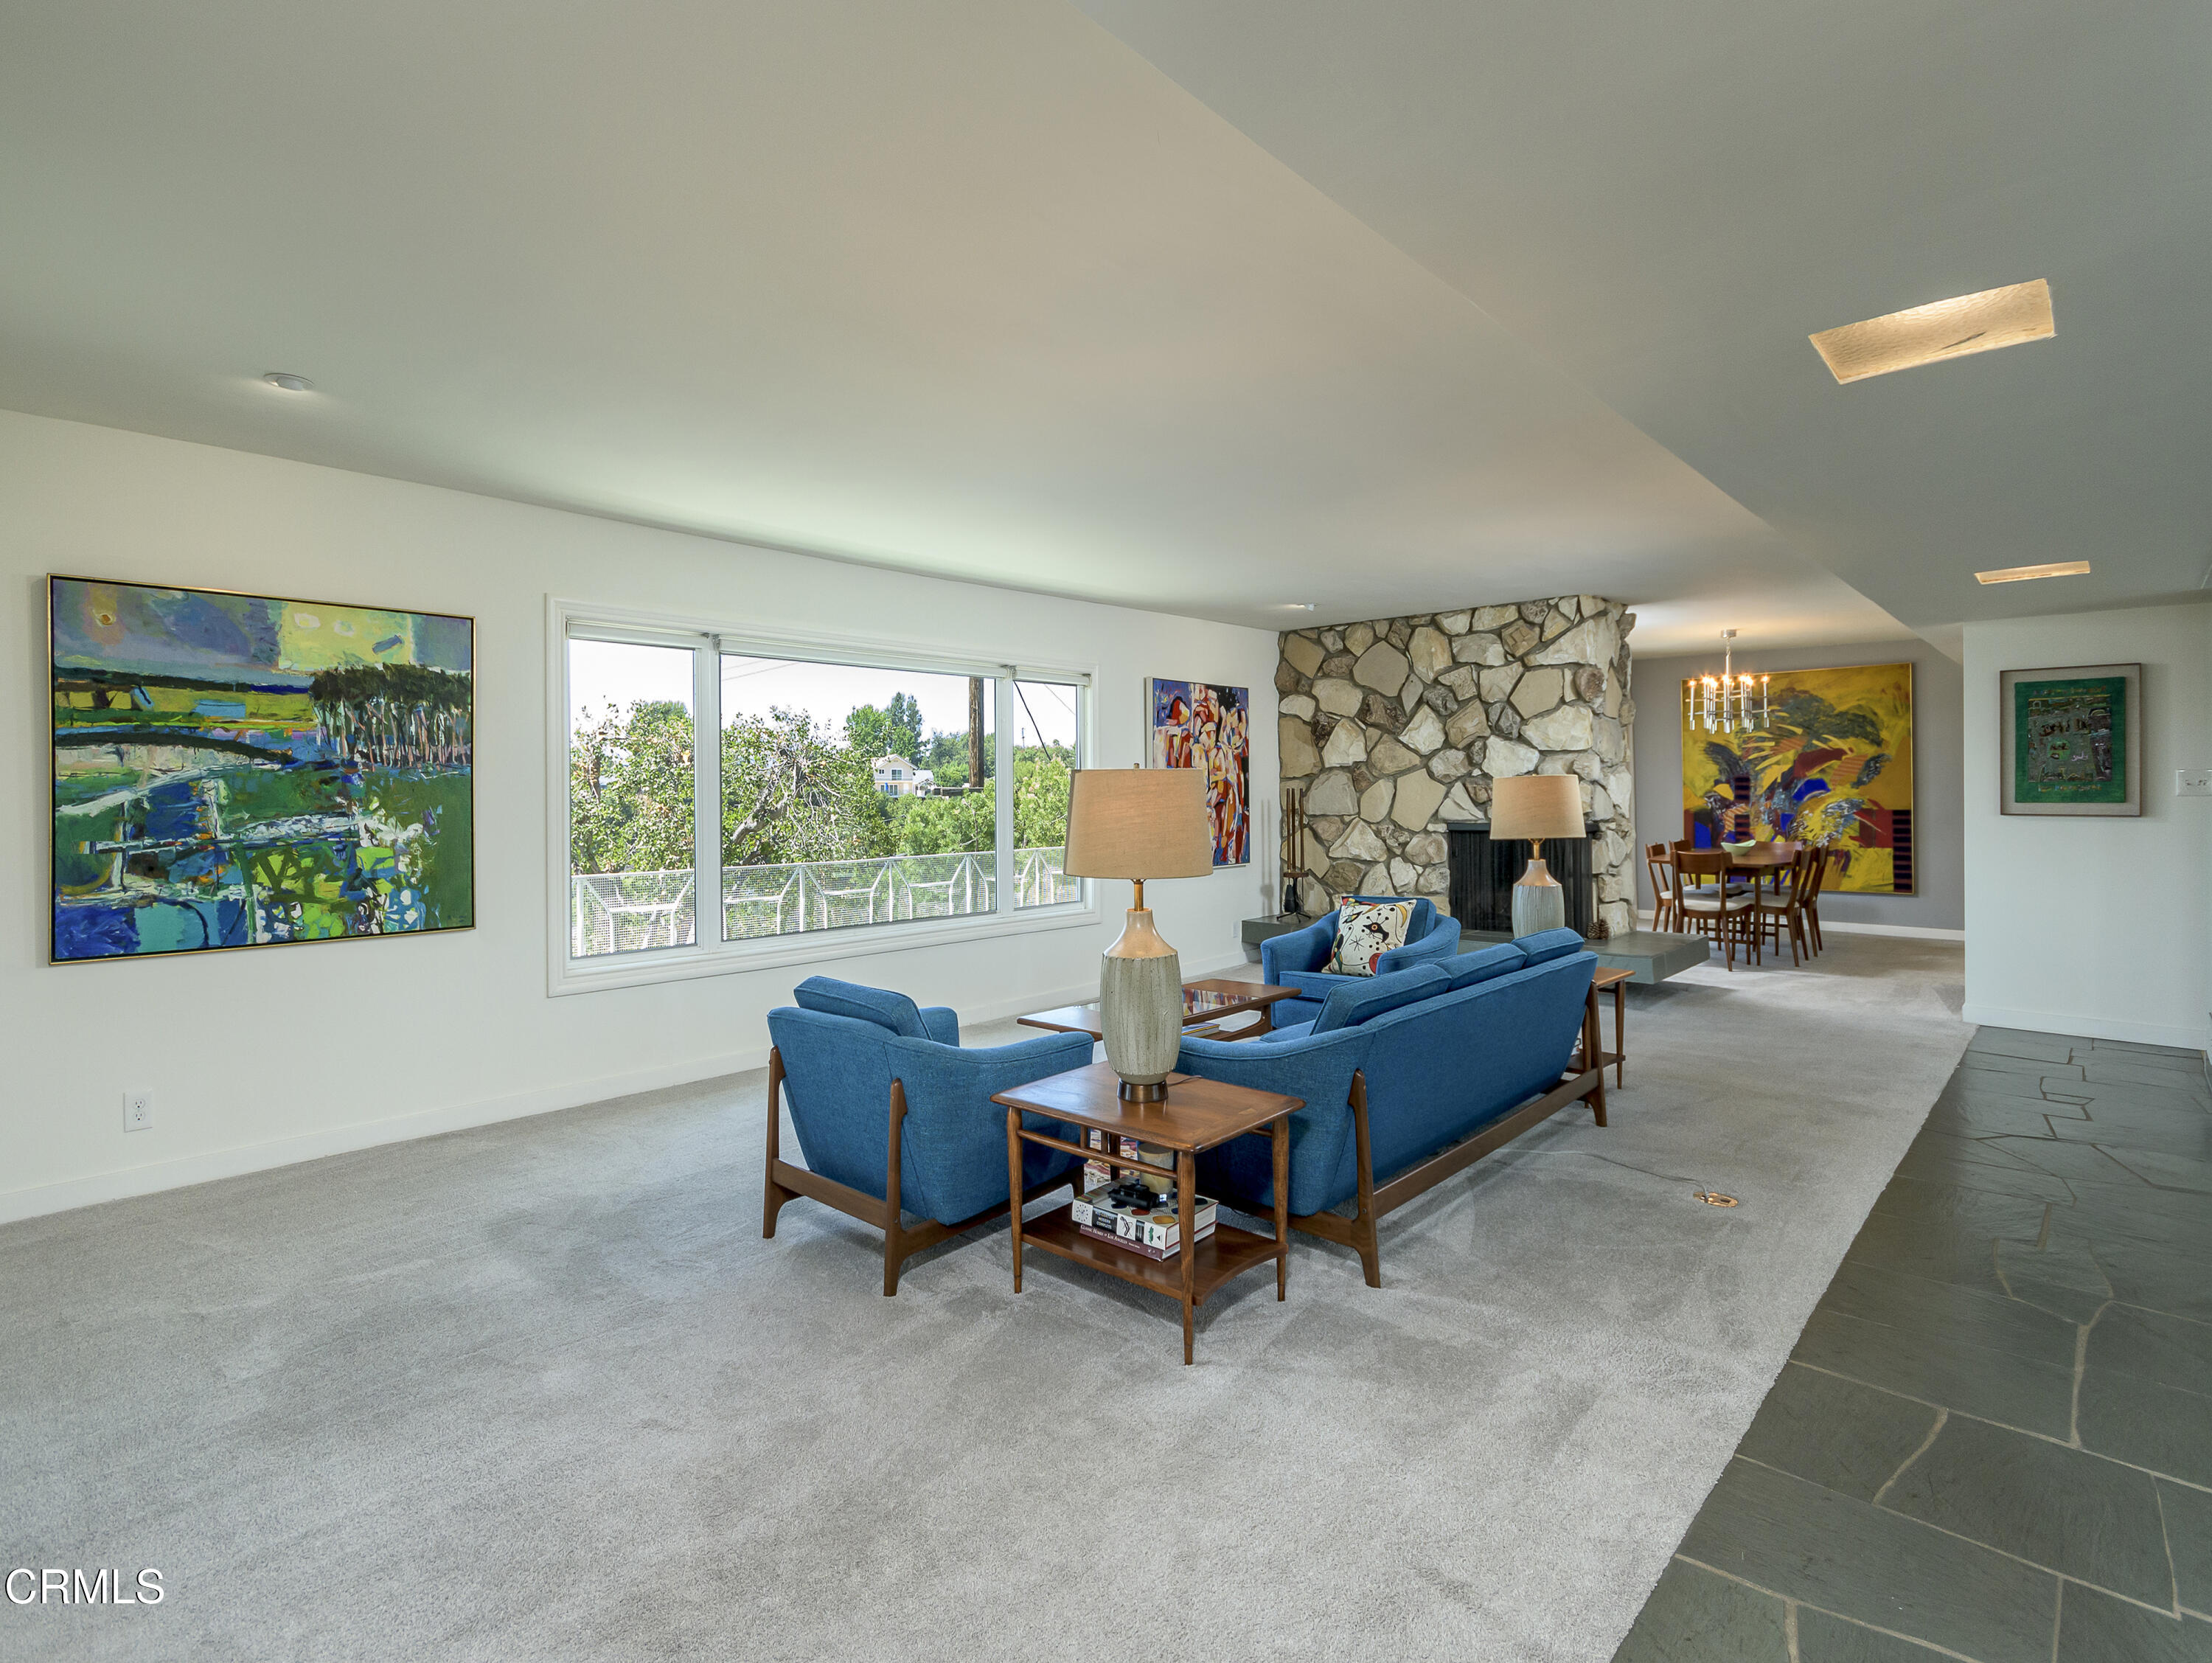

{"left": 762, "top": 1049, "right": 1072, "bottom": 1295}
{"left": 1287, "top": 1072, "right": 1382, "bottom": 1288}
{"left": 1352, "top": 1074, "right": 1380, "bottom": 1287}
{"left": 1290, "top": 995, "right": 1610, "bottom": 1288}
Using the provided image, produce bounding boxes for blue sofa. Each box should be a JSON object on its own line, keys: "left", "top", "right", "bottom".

{"left": 1260, "top": 896, "right": 1463, "bottom": 1026}
{"left": 765, "top": 976, "right": 1093, "bottom": 1294}
{"left": 1178, "top": 928, "right": 1602, "bottom": 1285}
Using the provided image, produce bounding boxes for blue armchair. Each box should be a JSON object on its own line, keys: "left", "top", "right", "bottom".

{"left": 764, "top": 976, "right": 1093, "bottom": 1294}
{"left": 1259, "top": 896, "right": 1462, "bottom": 1025}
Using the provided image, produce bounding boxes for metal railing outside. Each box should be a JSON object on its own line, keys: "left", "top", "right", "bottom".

{"left": 571, "top": 847, "right": 1077, "bottom": 957}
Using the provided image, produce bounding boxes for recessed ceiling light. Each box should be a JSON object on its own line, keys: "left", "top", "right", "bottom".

{"left": 1975, "top": 560, "right": 2091, "bottom": 585}
{"left": 261, "top": 372, "right": 314, "bottom": 393}
{"left": 1810, "top": 280, "right": 2053, "bottom": 384}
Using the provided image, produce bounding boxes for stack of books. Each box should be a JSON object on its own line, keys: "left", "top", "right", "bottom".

{"left": 1070, "top": 1182, "right": 1218, "bottom": 1262}
{"left": 1079, "top": 1128, "right": 1167, "bottom": 1193}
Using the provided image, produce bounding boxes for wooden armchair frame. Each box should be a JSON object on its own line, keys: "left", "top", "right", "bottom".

{"left": 763, "top": 1048, "right": 1074, "bottom": 1296}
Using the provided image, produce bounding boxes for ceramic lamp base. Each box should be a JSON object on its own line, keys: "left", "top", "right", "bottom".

{"left": 1099, "top": 911, "right": 1183, "bottom": 1093}
{"left": 1511, "top": 855, "right": 1567, "bottom": 938}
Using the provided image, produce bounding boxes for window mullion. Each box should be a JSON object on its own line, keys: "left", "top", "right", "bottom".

{"left": 992, "top": 677, "right": 1015, "bottom": 916}
{"left": 693, "top": 639, "right": 720, "bottom": 952}
{"left": 1072, "top": 683, "right": 1088, "bottom": 909}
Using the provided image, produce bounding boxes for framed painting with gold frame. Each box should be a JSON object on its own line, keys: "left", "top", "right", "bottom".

{"left": 1679, "top": 661, "right": 1916, "bottom": 894}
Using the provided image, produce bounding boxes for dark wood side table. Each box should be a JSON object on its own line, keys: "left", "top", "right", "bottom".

{"left": 1587, "top": 966, "right": 1631, "bottom": 1088}
{"left": 1017, "top": 979, "right": 1301, "bottom": 1043}
{"left": 994, "top": 1061, "right": 1301, "bottom": 1364}
{"left": 1559, "top": 981, "right": 1613, "bottom": 1123}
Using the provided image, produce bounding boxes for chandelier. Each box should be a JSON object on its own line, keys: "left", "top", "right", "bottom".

{"left": 1684, "top": 629, "right": 1771, "bottom": 734}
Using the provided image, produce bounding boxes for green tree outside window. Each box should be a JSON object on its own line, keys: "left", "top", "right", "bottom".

{"left": 571, "top": 700, "right": 1071, "bottom": 872}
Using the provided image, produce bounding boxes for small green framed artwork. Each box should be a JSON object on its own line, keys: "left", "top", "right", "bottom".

{"left": 1999, "top": 662, "right": 2140, "bottom": 816}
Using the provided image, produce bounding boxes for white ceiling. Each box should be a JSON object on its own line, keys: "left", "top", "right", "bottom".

{"left": 14, "top": 5, "right": 2175, "bottom": 656}
{"left": 1071, "top": 0, "right": 2212, "bottom": 639}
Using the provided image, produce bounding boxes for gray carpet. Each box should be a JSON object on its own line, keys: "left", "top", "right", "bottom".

{"left": 1, "top": 937, "right": 1970, "bottom": 1662}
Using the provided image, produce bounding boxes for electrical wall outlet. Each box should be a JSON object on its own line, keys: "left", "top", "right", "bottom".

{"left": 123, "top": 1089, "right": 153, "bottom": 1132}
{"left": 2177, "top": 770, "right": 2212, "bottom": 798}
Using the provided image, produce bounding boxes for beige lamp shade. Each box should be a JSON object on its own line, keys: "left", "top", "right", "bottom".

{"left": 1489, "top": 773, "right": 1585, "bottom": 844}
{"left": 1062, "top": 768, "right": 1214, "bottom": 879}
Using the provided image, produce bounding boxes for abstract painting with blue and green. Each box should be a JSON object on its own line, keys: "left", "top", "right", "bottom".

{"left": 50, "top": 575, "right": 474, "bottom": 962}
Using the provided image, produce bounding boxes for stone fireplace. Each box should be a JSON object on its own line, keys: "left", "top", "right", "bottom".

{"left": 1277, "top": 596, "right": 1638, "bottom": 938}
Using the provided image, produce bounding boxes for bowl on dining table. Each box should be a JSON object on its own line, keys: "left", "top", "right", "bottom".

{"left": 1720, "top": 839, "right": 1760, "bottom": 854}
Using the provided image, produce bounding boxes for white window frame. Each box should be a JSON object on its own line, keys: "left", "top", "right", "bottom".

{"left": 546, "top": 597, "right": 1096, "bottom": 996}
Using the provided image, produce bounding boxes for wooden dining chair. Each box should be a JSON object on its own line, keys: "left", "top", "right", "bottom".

{"left": 1753, "top": 846, "right": 1820, "bottom": 967}
{"left": 1672, "top": 847, "right": 1755, "bottom": 970}
{"left": 1802, "top": 847, "right": 1837, "bottom": 954}
{"left": 1756, "top": 839, "right": 1802, "bottom": 903}
{"left": 1671, "top": 839, "right": 1752, "bottom": 897}
{"left": 1644, "top": 841, "right": 1680, "bottom": 932}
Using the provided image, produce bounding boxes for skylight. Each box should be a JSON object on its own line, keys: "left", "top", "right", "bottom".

{"left": 1811, "top": 280, "right": 2053, "bottom": 383}
{"left": 1975, "top": 560, "right": 2091, "bottom": 585}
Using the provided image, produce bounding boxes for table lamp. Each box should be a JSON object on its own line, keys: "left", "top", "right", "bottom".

{"left": 1489, "top": 773, "right": 1585, "bottom": 938}
{"left": 1062, "top": 766, "right": 1214, "bottom": 1100}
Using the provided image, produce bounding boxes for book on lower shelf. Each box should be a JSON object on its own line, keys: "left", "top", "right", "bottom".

{"left": 1069, "top": 1183, "right": 1218, "bottom": 1261}
{"left": 1081, "top": 1129, "right": 1176, "bottom": 1195}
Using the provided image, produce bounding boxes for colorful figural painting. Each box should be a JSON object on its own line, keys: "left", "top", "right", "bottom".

{"left": 49, "top": 576, "right": 475, "bottom": 962}
{"left": 1679, "top": 662, "right": 1916, "bottom": 893}
{"left": 1147, "top": 678, "right": 1249, "bottom": 867}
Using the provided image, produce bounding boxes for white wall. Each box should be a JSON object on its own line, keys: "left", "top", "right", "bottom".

{"left": 1962, "top": 602, "right": 2212, "bottom": 1049}
{"left": 1632, "top": 636, "right": 1964, "bottom": 934}
{"left": 2, "top": 411, "right": 1279, "bottom": 1221}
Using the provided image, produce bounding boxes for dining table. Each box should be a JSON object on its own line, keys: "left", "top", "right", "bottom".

{"left": 1712, "top": 838, "right": 1800, "bottom": 870}
{"left": 1666, "top": 838, "right": 1802, "bottom": 961}
{"left": 1698, "top": 839, "right": 1814, "bottom": 964}
{"left": 1711, "top": 839, "right": 1803, "bottom": 896}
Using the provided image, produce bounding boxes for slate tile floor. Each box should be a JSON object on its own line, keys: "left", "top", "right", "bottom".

{"left": 1614, "top": 1027, "right": 2212, "bottom": 1662}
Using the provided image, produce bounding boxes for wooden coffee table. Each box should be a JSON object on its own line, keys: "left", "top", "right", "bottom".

{"left": 1018, "top": 978, "right": 1300, "bottom": 1043}
{"left": 995, "top": 1061, "right": 1301, "bottom": 1364}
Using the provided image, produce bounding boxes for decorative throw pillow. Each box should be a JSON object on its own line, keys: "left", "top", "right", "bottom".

{"left": 1327, "top": 898, "right": 1415, "bottom": 977}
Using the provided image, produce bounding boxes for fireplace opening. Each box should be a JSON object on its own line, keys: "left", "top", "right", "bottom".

{"left": 1445, "top": 819, "right": 1601, "bottom": 939}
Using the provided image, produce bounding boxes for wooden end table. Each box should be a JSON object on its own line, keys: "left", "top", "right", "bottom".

{"left": 1587, "top": 966, "right": 1631, "bottom": 1088}
{"left": 994, "top": 1061, "right": 1301, "bottom": 1364}
{"left": 1017, "top": 979, "right": 1301, "bottom": 1043}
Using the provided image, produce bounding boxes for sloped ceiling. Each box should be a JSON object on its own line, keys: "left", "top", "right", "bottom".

{"left": 13, "top": 2, "right": 2177, "bottom": 654}
{"left": 1072, "top": 0, "right": 2212, "bottom": 637}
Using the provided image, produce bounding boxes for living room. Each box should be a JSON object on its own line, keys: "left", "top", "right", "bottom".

{"left": 6, "top": 4, "right": 2209, "bottom": 1660}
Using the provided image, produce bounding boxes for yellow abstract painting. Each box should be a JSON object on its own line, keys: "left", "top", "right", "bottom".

{"left": 1679, "top": 662, "right": 1915, "bottom": 894}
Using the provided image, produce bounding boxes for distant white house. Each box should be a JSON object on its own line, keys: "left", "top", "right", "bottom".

{"left": 872, "top": 754, "right": 932, "bottom": 796}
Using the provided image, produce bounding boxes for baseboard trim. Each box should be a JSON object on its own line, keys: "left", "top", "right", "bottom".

{"left": 1961, "top": 1002, "right": 2211, "bottom": 1053}
{"left": 1635, "top": 909, "right": 1964, "bottom": 943}
{"left": 1819, "top": 921, "right": 1966, "bottom": 942}
{"left": 0, "top": 1047, "right": 765, "bottom": 1229}
{"left": 0, "top": 954, "right": 1248, "bottom": 1229}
